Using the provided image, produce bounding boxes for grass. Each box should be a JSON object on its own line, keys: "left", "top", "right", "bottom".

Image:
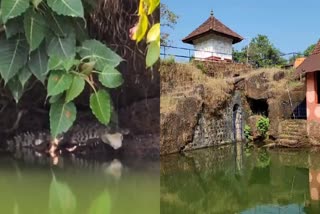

{"left": 160, "top": 62, "right": 233, "bottom": 114}
{"left": 242, "top": 67, "right": 304, "bottom": 96}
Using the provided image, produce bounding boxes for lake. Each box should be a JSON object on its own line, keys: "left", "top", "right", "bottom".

{"left": 161, "top": 143, "right": 320, "bottom": 214}
{"left": 0, "top": 153, "right": 160, "bottom": 214}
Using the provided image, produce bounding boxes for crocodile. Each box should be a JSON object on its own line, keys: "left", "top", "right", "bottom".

{"left": 6, "top": 123, "right": 129, "bottom": 156}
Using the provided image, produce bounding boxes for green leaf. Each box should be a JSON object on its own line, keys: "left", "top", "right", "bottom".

{"left": 1, "top": 0, "right": 29, "bottom": 23}
{"left": 28, "top": 43, "right": 48, "bottom": 83}
{"left": 48, "top": 56, "right": 64, "bottom": 72}
{"left": 47, "top": 0, "right": 84, "bottom": 18}
{"left": 49, "top": 93, "right": 63, "bottom": 104}
{"left": 98, "top": 65, "right": 123, "bottom": 88}
{"left": 24, "top": 8, "right": 47, "bottom": 52}
{"left": 50, "top": 100, "right": 76, "bottom": 137}
{"left": 78, "top": 39, "right": 122, "bottom": 71}
{"left": 133, "top": 13, "right": 148, "bottom": 42}
{"left": 18, "top": 67, "right": 32, "bottom": 87}
{"left": 5, "top": 16, "right": 24, "bottom": 39}
{"left": 31, "top": 0, "right": 42, "bottom": 8}
{"left": 45, "top": 11, "right": 73, "bottom": 37}
{"left": 146, "top": 41, "right": 160, "bottom": 67}
{"left": 47, "top": 33, "right": 76, "bottom": 58}
{"left": 147, "top": 23, "right": 160, "bottom": 43}
{"left": 47, "top": 56, "right": 77, "bottom": 73}
{"left": 47, "top": 71, "right": 73, "bottom": 96}
{"left": 65, "top": 75, "right": 85, "bottom": 103}
{"left": 88, "top": 190, "right": 111, "bottom": 214}
{"left": 0, "top": 37, "right": 28, "bottom": 83}
{"left": 7, "top": 75, "right": 23, "bottom": 103}
{"left": 90, "top": 90, "right": 111, "bottom": 125}
{"left": 49, "top": 173, "right": 76, "bottom": 214}
{"left": 62, "top": 57, "right": 75, "bottom": 71}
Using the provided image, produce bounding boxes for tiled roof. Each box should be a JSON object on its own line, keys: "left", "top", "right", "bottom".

{"left": 296, "top": 41, "right": 320, "bottom": 74}
{"left": 311, "top": 41, "right": 320, "bottom": 55}
{"left": 182, "top": 15, "right": 243, "bottom": 45}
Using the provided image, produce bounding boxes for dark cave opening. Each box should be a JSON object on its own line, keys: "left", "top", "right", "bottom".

{"left": 292, "top": 98, "right": 307, "bottom": 119}
{"left": 247, "top": 97, "right": 269, "bottom": 117}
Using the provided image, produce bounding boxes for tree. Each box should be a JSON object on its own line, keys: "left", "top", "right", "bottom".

{"left": 304, "top": 43, "right": 317, "bottom": 56}
{"left": 233, "top": 48, "right": 247, "bottom": 63}
{"left": 160, "top": 3, "right": 179, "bottom": 45}
{"left": 245, "top": 35, "right": 286, "bottom": 67}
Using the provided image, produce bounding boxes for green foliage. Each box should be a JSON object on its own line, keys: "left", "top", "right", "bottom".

{"left": 90, "top": 90, "right": 111, "bottom": 126}
{"left": 235, "top": 35, "right": 286, "bottom": 67}
{"left": 232, "top": 48, "right": 247, "bottom": 63}
{"left": 134, "top": 0, "right": 160, "bottom": 67}
{"left": 256, "top": 116, "right": 270, "bottom": 138}
{"left": 244, "top": 125, "right": 253, "bottom": 142}
{"left": 49, "top": 101, "right": 77, "bottom": 138}
{"left": 0, "top": 0, "right": 124, "bottom": 137}
{"left": 304, "top": 43, "right": 316, "bottom": 57}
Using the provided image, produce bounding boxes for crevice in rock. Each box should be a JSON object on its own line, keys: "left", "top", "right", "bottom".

{"left": 180, "top": 103, "right": 205, "bottom": 152}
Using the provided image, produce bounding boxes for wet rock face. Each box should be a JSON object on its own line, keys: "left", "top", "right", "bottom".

{"left": 160, "top": 97, "right": 203, "bottom": 155}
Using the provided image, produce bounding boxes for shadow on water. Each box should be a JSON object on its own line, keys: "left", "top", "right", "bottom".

{"left": 0, "top": 150, "right": 160, "bottom": 214}
{"left": 161, "top": 143, "right": 320, "bottom": 214}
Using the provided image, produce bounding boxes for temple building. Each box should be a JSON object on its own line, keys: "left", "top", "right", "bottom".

{"left": 296, "top": 41, "right": 320, "bottom": 142}
{"left": 182, "top": 10, "right": 243, "bottom": 62}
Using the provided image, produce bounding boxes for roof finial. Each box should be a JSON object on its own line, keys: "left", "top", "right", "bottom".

{"left": 210, "top": 9, "right": 214, "bottom": 17}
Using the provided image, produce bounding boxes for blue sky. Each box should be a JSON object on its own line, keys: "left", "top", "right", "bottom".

{"left": 161, "top": 0, "right": 320, "bottom": 58}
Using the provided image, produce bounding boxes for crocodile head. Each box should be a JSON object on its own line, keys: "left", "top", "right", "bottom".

{"left": 100, "top": 128, "right": 129, "bottom": 150}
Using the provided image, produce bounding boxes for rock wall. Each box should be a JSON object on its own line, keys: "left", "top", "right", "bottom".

{"left": 183, "top": 91, "right": 245, "bottom": 151}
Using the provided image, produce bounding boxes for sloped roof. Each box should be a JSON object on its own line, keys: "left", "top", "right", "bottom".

{"left": 296, "top": 41, "right": 320, "bottom": 74}
{"left": 182, "top": 14, "right": 243, "bottom": 45}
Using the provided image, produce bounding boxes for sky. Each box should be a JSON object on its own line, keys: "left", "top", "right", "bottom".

{"left": 161, "top": 0, "right": 320, "bottom": 59}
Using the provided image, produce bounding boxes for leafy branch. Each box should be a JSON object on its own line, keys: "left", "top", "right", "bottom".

{"left": 0, "top": 0, "right": 124, "bottom": 138}
{"left": 132, "top": 0, "right": 160, "bottom": 67}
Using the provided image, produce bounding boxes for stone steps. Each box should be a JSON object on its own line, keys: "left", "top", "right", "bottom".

{"left": 277, "top": 119, "right": 308, "bottom": 147}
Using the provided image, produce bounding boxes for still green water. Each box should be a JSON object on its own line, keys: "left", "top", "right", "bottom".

{"left": 161, "top": 144, "right": 320, "bottom": 214}
{"left": 0, "top": 154, "right": 160, "bottom": 214}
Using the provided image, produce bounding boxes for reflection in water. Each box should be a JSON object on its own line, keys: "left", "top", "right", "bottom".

{"left": 161, "top": 143, "right": 320, "bottom": 214}
{"left": 0, "top": 154, "right": 160, "bottom": 214}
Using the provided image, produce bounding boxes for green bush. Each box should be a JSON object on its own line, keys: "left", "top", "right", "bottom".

{"left": 256, "top": 116, "right": 270, "bottom": 138}
{"left": 244, "top": 125, "right": 253, "bottom": 142}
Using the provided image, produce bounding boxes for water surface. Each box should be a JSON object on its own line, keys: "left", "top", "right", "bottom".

{"left": 161, "top": 144, "right": 320, "bottom": 214}
{"left": 0, "top": 153, "right": 160, "bottom": 214}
